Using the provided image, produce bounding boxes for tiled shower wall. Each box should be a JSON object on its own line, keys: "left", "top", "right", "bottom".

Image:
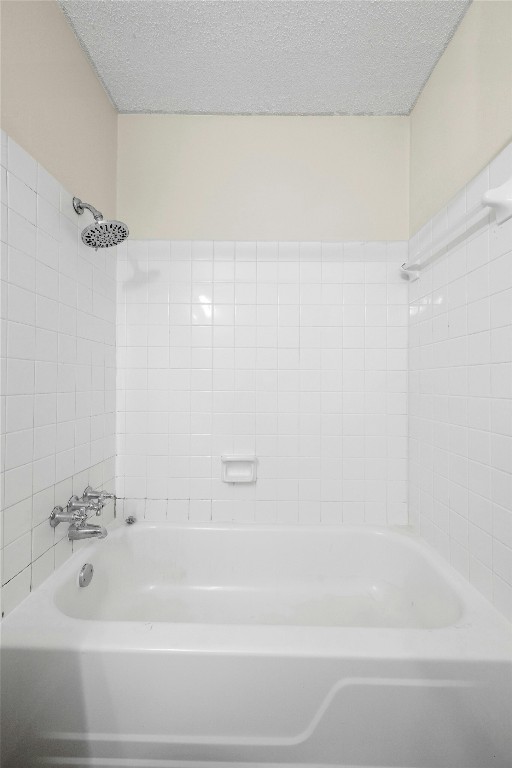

{"left": 409, "top": 142, "right": 512, "bottom": 620}
{"left": 0, "top": 132, "right": 116, "bottom": 616}
{"left": 2, "top": 132, "right": 511, "bottom": 623}
{"left": 117, "top": 240, "right": 408, "bottom": 525}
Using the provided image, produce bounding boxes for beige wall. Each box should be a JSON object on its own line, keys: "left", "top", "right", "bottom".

{"left": 117, "top": 115, "right": 410, "bottom": 241}
{"left": 410, "top": 0, "right": 512, "bottom": 234}
{"left": 118, "top": 1, "right": 512, "bottom": 242}
{"left": 2, "top": 1, "right": 511, "bottom": 240}
{"left": 1, "top": 0, "right": 117, "bottom": 215}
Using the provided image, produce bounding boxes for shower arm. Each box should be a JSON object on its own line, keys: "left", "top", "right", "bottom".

{"left": 73, "top": 197, "right": 104, "bottom": 222}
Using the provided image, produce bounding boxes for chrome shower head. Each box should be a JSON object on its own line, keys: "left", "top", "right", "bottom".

{"left": 73, "top": 197, "right": 129, "bottom": 250}
{"left": 80, "top": 219, "right": 130, "bottom": 250}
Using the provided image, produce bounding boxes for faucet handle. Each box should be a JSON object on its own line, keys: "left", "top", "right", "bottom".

{"left": 88, "top": 500, "right": 103, "bottom": 516}
{"left": 83, "top": 486, "right": 116, "bottom": 508}
{"left": 50, "top": 504, "right": 87, "bottom": 528}
{"left": 67, "top": 494, "right": 102, "bottom": 520}
{"left": 73, "top": 510, "right": 89, "bottom": 526}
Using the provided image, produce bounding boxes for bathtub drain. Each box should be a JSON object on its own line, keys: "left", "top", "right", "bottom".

{"left": 79, "top": 563, "right": 94, "bottom": 588}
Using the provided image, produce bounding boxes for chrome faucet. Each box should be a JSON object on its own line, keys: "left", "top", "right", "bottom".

{"left": 49, "top": 487, "right": 115, "bottom": 541}
{"left": 68, "top": 521, "right": 107, "bottom": 540}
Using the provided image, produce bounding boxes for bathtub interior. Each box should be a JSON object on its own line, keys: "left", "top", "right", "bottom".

{"left": 53, "top": 524, "right": 463, "bottom": 628}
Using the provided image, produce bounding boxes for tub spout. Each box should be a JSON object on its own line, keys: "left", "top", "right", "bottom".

{"left": 68, "top": 522, "right": 108, "bottom": 541}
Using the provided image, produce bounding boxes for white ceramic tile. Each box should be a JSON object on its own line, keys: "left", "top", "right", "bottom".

{"left": 7, "top": 173, "right": 37, "bottom": 224}
{"left": 7, "top": 138, "right": 37, "bottom": 190}
{"left": 118, "top": 234, "right": 408, "bottom": 535}
{"left": 4, "top": 429, "right": 33, "bottom": 470}
{"left": 37, "top": 165, "right": 61, "bottom": 209}
{"left": 409, "top": 144, "right": 512, "bottom": 619}
{"left": 2, "top": 531, "right": 32, "bottom": 584}
{"left": 32, "top": 486, "right": 54, "bottom": 527}
{"left": 31, "top": 548, "right": 55, "bottom": 590}
{"left": 54, "top": 535, "right": 73, "bottom": 569}
{"left": 7, "top": 283, "right": 36, "bottom": 326}
{"left": 2, "top": 497, "right": 32, "bottom": 546}
{"left": 36, "top": 262, "right": 59, "bottom": 301}
{"left": 8, "top": 209, "right": 36, "bottom": 257}
{"left": 37, "top": 196, "right": 60, "bottom": 240}
{"left": 31, "top": 518, "right": 55, "bottom": 560}
{"left": 2, "top": 135, "right": 116, "bottom": 611}
{"left": 8, "top": 246, "right": 36, "bottom": 291}
{"left": 493, "top": 539, "right": 512, "bottom": 585}
{"left": 5, "top": 394, "right": 34, "bottom": 433}
{"left": 1, "top": 566, "right": 31, "bottom": 617}
{"left": 493, "top": 574, "right": 512, "bottom": 621}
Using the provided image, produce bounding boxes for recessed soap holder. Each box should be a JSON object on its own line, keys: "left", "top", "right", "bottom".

{"left": 221, "top": 455, "right": 257, "bottom": 483}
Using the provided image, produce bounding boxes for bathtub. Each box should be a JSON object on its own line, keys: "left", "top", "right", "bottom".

{"left": 1, "top": 522, "right": 511, "bottom": 768}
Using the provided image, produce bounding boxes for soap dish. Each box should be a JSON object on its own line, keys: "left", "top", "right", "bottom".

{"left": 221, "top": 455, "right": 257, "bottom": 483}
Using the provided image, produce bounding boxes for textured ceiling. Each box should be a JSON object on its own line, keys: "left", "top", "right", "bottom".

{"left": 59, "top": 0, "right": 471, "bottom": 115}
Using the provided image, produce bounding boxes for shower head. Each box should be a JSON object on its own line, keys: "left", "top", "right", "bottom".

{"left": 81, "top": 219, "right": 130, "bottom": 250}
{"left": 73, "top": 197, "right": 129, "bottom": 250}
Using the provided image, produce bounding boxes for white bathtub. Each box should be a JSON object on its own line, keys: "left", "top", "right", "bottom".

{"left": 2, "top": 522, "right": 511, "bottom": 768}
